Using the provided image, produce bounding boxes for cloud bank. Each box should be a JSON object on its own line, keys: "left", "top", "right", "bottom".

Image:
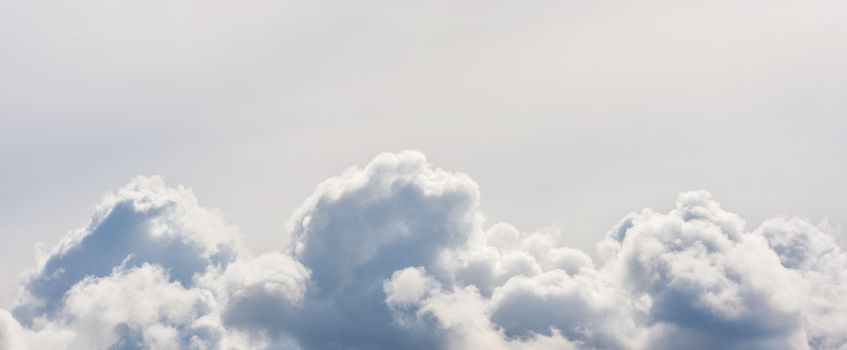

{"left": 1, "top": 151, "right": 845, "bottom": 349}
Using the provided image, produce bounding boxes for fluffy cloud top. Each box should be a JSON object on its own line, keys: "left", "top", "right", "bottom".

{"left": 12, "top": 177, "right": 243, "bottom": 326}
{"left": 1, "top": 151, "right": 845, "bottom": 350}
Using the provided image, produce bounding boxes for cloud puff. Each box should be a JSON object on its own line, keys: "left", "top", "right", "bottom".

{"left": 598, "top": 191, "right": 811, "bottom": 349}
{"left": 2, "top": 151, "right": 846, "bottom": 350}
{"left": 35, "top": 264, "right": 222, "bottom": 349}
{"left": 13, "top": 176, "right": 243, "bottom": 325}
{"left": 0, "top": 310, "right": 24, "bottom": 350}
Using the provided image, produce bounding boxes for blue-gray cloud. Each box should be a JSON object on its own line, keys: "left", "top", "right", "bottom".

{"left": 1, "top": 151, "right": 845, "bottom": 350}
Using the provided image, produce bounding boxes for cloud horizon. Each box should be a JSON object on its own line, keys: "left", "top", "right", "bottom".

{"left": 1, "top": 150, "right": 845, "bottom": 350}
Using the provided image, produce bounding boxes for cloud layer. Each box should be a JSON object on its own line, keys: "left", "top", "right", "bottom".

{"left": 1, "top": 151, "right": 845, "bottom": 349}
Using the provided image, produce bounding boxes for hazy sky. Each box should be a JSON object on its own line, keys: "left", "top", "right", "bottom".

{"left": 1, "top": 1, "right": 846, "bottom": 346}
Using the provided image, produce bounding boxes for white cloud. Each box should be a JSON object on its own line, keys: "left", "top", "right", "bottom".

{"left": 12, "top": 176, "right": 243, "bottom": 325}
{"left": 596, "top": 191, "right": 812, "bottom": 349}
{"left": 2, "top": 151, "right": 846, "bottom": 350}
{"left": 0, "top": 310, "right": 24, "bottom": 350}
{"left": 384, "top": 267, "right": 438, "bottom": 308}
{"left": 35, "top": 264, "right": 223, "bottom": 349}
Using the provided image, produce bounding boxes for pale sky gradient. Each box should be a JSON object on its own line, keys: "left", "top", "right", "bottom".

{"left": 2, "top": 0, "right": 846, "bottom": 309}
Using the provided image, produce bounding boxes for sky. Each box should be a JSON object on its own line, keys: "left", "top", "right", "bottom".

{"left": 1, "top": 0, "right": 846, "bottom": 349}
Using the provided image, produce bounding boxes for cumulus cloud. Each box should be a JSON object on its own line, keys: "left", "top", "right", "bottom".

{"left": 0, "top": 310, "right": 24, "bottom": 350}
{"left": 37, "top": 264, "right": 222, "bottom": 349}
{"left": 13, "top": 176, "right": 243, "bottom": 325}
{"left": 2, "top": 151, "right": 846, "bottom": 350}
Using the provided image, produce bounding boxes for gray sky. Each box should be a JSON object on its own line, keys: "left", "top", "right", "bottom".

{"left": 1, "top": 0, "right": 846, "bottom": 308}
